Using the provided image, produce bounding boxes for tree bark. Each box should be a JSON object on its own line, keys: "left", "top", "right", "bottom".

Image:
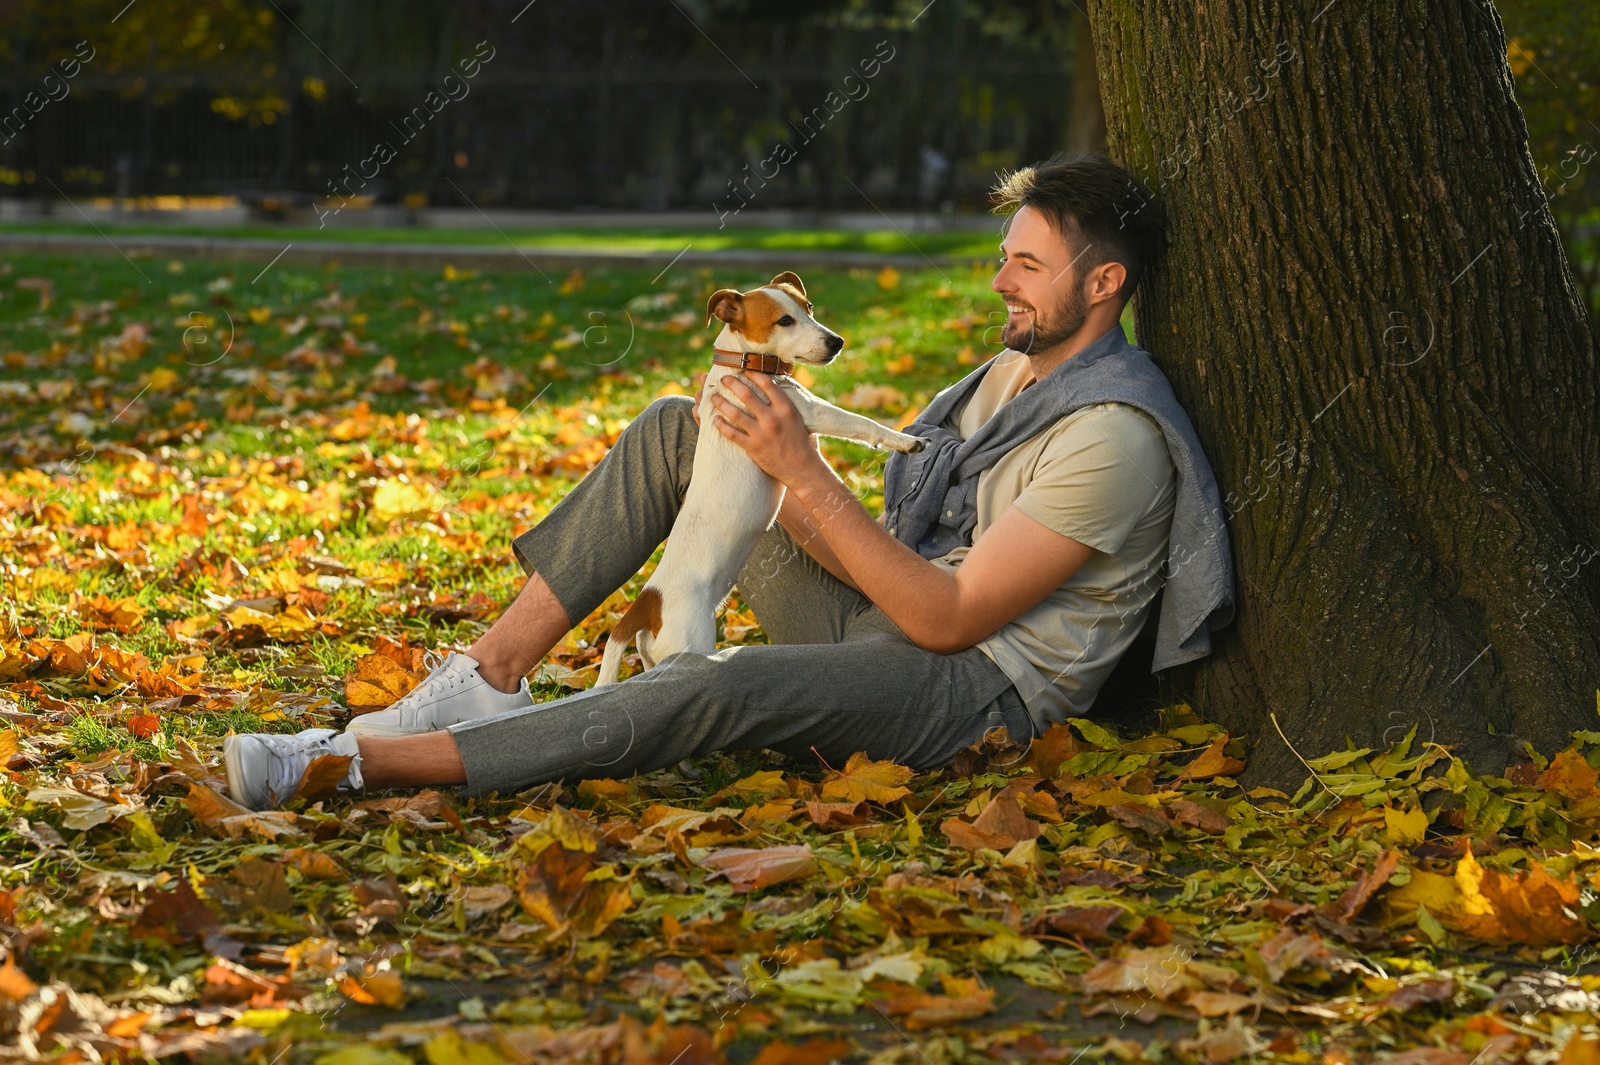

{"left": 1068, "top": 10, "right": 1107, "bottom": 155}
{"left": 1087, "top": 0, "right": 1600, "bottom": 785}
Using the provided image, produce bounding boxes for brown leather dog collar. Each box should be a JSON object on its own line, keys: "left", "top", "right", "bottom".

{"left": 711, "top": 347, "right": 793, "bottom": 377}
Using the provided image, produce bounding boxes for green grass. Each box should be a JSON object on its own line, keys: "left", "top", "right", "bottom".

{"left": 0, "top": 220, "right": 1004, "bottom": 258}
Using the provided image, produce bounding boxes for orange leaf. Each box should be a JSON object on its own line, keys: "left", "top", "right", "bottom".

{"left": 183, "top": 782, "right": 252, "bottom": 827}
{"left": 337, "top": 966, "right": 405, "bottom": 1008}
{"left": 1453, "top": 844, "right": 1590, "bottom": 945}
{"left": 78, "top": 593, "right": 148, "bottom": 634}
{"left": 292, "top": 754, "right": 353, "bottom": 803}
{"left": 0, "top": 956, "right": 38, "bottom": 1002}
{"left": 877, "top": 973, "right": 996, "bottom": 1030}
{"left": 750, "top": 1038, "right": 854, "bottom": 1065}
{"left": 819, "top": 751, "right": 913, "bottom": 804}
{"left": 126, "top": 713, "right": 160, "bottom": 739}
{"left": 1538, "top": 748, "right": 1599, "bottom": 802}
{"left": 344, "top": 651, "right": 423, "bottom": 710}
{"left": 1179, "top": 734, "right": 1246, "bottom": 781}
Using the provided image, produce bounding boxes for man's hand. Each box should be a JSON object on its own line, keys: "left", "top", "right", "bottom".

{"left": 708, "top": 373, "right": 827, "bottom": 485}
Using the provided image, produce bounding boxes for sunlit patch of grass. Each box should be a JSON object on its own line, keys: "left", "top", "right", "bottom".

{"left": 64, "top": 713, "right": 120, "bottom": 757}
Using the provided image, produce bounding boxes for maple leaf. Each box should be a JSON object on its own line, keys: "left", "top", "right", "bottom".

{"left": 1384, "top": 842, "right": 1591, "bottom": 944}
{"left": 344, "top": 651, "right": 424, "bottom": 710}
{"left": 819, "top": 751, "right": 913, "bottom": 804}
{"left": 76, "top": 593, "right": 148, "bottom": 634}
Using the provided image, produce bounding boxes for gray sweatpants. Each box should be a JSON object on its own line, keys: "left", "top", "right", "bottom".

{"left": 446, "top": 394, "right": 1032, "bottom": 798}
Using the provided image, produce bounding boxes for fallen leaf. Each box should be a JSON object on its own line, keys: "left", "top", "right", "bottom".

{"left": 292, "top": 753, "right": 353, "bottom": 803}
{"left": 819, "top": 752, "right": 913, "bottom": 804}
{"left": 877, "top": 973, "right": 995, "bottom": 1030}
{"left": 701, "top": 845, "right": 818, "bottom": 893}
{"left": 1179, "top": 734, "right": 1246, "bottom": 780}
{"left": 132, "top": 875, "right": 221, "bottom": 945}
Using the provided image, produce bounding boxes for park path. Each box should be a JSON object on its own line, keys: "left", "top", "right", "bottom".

{"left": 0, "top": 231, "right": 979, "bottom": 275}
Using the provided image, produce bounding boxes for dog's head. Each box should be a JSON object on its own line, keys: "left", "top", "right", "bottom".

{"left": 704, "top": 272, "right": 845, "bottom": 365}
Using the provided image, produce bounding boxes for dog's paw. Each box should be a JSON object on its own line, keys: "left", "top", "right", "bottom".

{"left": 905, "top": 437, "right": 929, "bottom": 453}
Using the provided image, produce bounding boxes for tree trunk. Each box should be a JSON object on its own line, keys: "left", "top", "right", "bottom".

{"left": 1087, "top": 0, "right": 1600, "bottom": 786}
{"left": 1067, "top": 10, "right": 1107, "bottom": 155}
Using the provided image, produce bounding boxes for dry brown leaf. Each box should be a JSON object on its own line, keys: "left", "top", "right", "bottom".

{"left": 701, "top": 845, "right": 818, "bottom": 893}
{"left": 292, "top": 754, "right": 353, "bottom": 803}
{"left": 941, "top": 786, "right": 1042, "bottom": 851}
{"left": 805, "top": 800, "right": 874, "bottom": 828}
{"left": 283, "top": 847, "right": 348, "bottom": 880}
{"left": 131, "top": 876, "right": 220, "bottom": 945}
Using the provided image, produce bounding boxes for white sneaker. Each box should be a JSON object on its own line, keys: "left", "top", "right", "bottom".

{"left": 223, "top": 727, "right": 364, "bottom": 810}
{"left": 344, "top": 651, "right": 535, "bottom": 738}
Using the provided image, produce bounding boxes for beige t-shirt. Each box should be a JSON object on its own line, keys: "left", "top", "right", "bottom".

{"left": 928, "top": 348, "right": 1177, "bottom": 730}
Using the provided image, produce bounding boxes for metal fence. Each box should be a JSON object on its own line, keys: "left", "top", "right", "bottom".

{"left": 0, "top": 14, "right": 1080, "bottom": 216}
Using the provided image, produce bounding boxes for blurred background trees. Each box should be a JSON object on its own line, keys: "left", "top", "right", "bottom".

{"left": 0, "top": 1, "right": 1591, "bottom": 313}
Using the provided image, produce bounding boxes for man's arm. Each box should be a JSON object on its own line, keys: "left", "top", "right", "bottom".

{"left": 784, "top": 468, "right": 1092, "bottom": 653}
{"left": 709, "top": 373, "right": 1093, "bottom": 654}
{"left": 775, "top": 487, "right": 862, "bottom": 590}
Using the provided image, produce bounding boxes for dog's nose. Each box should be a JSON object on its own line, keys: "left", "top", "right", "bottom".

{"left": 825, "top": 333, "right": 844, "bottom": 355}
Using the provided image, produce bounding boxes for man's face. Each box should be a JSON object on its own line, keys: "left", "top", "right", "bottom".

{"left": 991, "top": 204, "right": 1091, "bottom": 356}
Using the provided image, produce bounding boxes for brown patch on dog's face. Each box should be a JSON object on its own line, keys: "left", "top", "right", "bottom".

{"left": 706, "top": 277, "right": 841, "bottom": 362}
{"left": 730, "top": 289, "right": 791, "bottom": 344}
{"left": 706, "top": 286, "right": 792, "bottom": 343}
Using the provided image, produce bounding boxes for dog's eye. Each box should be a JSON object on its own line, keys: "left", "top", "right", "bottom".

{"left": 777, "top": 316, "right": 795, "bottom": 327}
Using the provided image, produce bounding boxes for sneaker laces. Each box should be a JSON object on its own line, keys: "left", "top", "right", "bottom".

{"left": 385, "top": 652, "right": 470, "bottom": 715}
{"left": 263, "top": 730, "right": 360, "bottom": 804}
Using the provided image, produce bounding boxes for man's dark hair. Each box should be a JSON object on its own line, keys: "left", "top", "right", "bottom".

{"left": 991, "top": 152, "right": 1165, "bottom": 301}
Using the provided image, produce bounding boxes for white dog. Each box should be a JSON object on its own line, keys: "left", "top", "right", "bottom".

{"left": 595, "top": 272, "right": 928, "bottom": 686}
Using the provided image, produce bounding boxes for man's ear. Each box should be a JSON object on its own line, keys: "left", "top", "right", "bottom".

{"left": 770, "top": 271, "right": 805, "bottom": 297}
{"left": 706, "top": 289, "right": 743, "bottom": 327}
{"left": 1090, "top": 261, "right": 1127, "bottom": 304}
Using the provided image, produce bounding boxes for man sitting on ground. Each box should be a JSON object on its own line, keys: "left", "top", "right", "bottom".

{"left": 222, "top": 152, "right": 1236, "bottom": 809}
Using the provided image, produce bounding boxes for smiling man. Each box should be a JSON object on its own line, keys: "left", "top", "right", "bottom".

{"left": 222, "top": 152, "right": 1236, "bottom": 810}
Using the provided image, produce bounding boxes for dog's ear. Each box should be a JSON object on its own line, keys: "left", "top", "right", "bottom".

{"left": 706, "top": 288, "right": 742, "bottom": 328}
{"left": 770, "top": 271, "right": 806, "bottom": 297}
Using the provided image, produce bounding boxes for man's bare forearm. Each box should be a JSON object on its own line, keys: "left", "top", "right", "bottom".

{"left": 786, "top": 466, "right": 964, "bottom": 651}
{"left": 775, "top": 485, "right": 859, "bottom": 590}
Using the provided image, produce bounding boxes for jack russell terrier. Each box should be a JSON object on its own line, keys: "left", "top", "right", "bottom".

{"left": 595, "top": 272, "right": 928, "bottom": 686}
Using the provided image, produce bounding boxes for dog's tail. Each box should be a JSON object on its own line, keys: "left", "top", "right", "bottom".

{"left": 595, "top": 586, "right": 663, "bottom": 686}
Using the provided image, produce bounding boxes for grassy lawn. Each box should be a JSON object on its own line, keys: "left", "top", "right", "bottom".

{"left": 2, "top": 251, "right": 1598, "bottom": 1063}
{"left": 0, "top": 220, "right": 1004, "bottom": 258}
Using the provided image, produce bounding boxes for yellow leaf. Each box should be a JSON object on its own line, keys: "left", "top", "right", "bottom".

{"left": 711, "top": 769, "right": 788, "bottom": 804}
{"left": 370, "top": 477, "right": 444, "bottom": 526}
{"left": 820, "top": 751, "right": 913, "bottom": 804}
{"left": 1384, "top": 805, "right": 1428, "bottom": 846}
{"left": 422, "top": 1029, "right": 514, "bottom": 1065}
{"left": 876, "top": 266, "right": 901, "bottom": 290}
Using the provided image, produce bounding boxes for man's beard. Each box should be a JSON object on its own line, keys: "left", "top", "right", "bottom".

{"left": 1001, "top": 282, "right": 1089, "bottom": 355}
